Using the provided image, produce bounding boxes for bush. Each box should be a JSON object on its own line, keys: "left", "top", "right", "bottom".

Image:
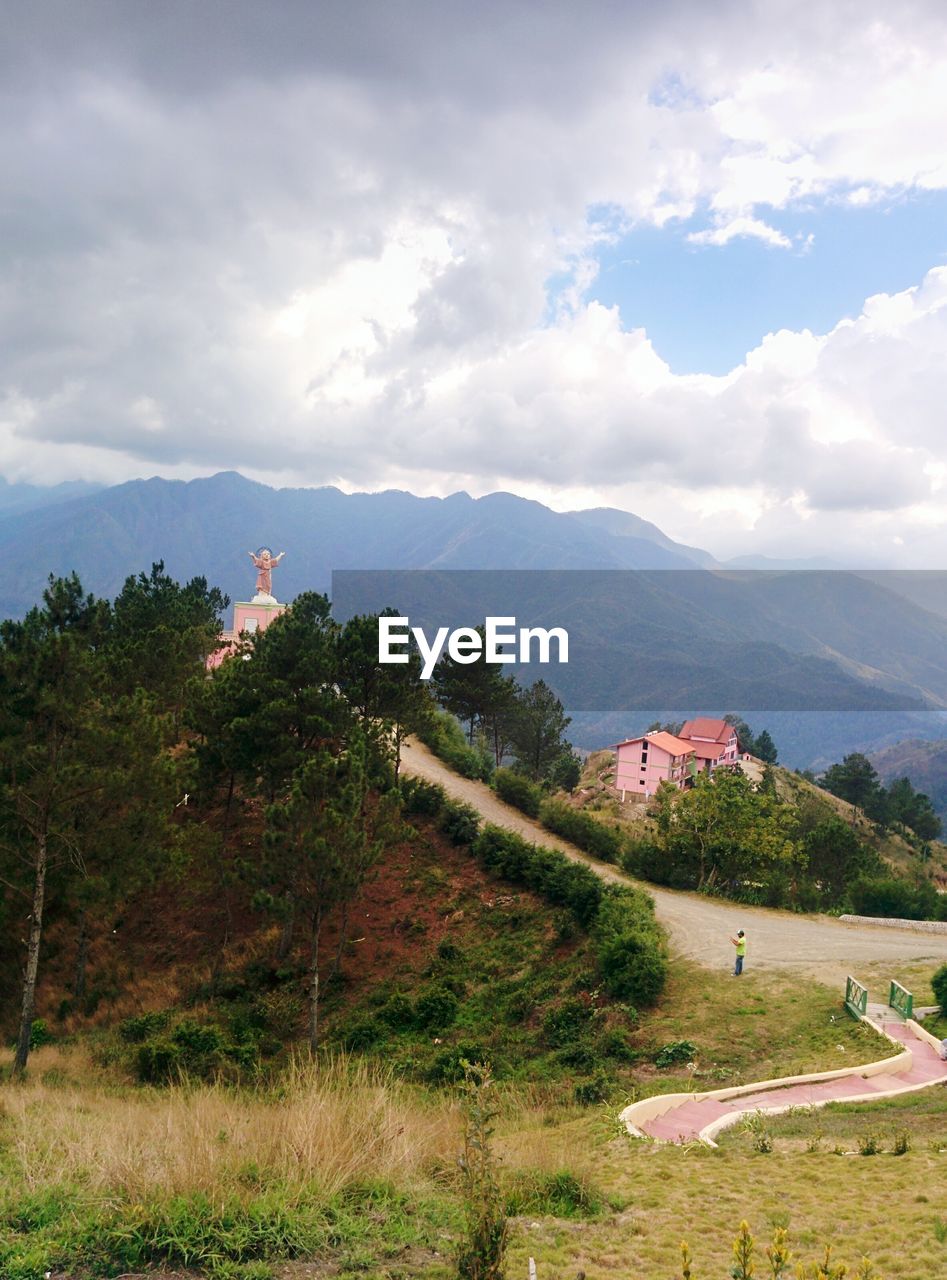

{"left": 539, "top": 797, "right": 624, "bottom": 864}
{"left": 573, "top": 1073, "right": 610, "bottom": 1105}
{"left": 339, "top": 1017, "right": 385, "bottom": 1051}
{"left": 504, "top": 1169, "right": 604, "bottom": 1218}
{"left": 137, "top": 1038, "right": 183, "bottom": 1083}
{"left": 415, "top": 984, "right": 460, "bottom": 1032}
{"left": 28, "top": 1019, "right": 54, "bottom": 1050}
{"left": 135, "top": 1018, "right": 261, "bottom": 1083}
{"left": 419, "top": 710, "right": 494, "bottom": 781}
{"left": 440, "top": 799, "right": 481, "bottom": 846}
{"left": 472, "top": 826, "right": 604, "bottom": 927}
{"left": 377, "top": 993, "right": 416, "bottom": 1032}
{"left": 592, "top": 887, "right": 667, "bottom": 1007}
{"left": 932, "top": 963, "right": 947, "bottom": 1013}
{"left": 849, "top": 875, "right": 940, "bottom": 920}
{"left": 493, "top": 768, "right": 543, "bottom": 818}
{"left": 399, "top": 776, "right": 446, "bottom": 817}
{"left": 622, "top": 839, "right": 693, "bottom": 888}
{"left": 542, "top": 998, "right": 591, "bottom": 1047}
{"left": 119, "top": 1010, "right": 172, "bottom": 1043}
{"left": 427, "top": 1040, "right": 489, "bottom": 1084}
{"left": 655, "top": 1039, "right": 697, "bottom": 1068}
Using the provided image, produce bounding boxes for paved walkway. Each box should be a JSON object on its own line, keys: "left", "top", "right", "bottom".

{"left": 630, "top": 1019, "right": 947, "bottom": 1144}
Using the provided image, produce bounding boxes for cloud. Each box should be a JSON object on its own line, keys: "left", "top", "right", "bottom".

{"left": 687, "top": 216, "right": 793, "bottom": 249}
{"left": 2, "top": 1, "right": 947, "bottom": 564}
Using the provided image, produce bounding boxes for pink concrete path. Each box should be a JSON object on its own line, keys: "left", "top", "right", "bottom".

{"left": 633, "top": 1021, "right": 947, "bottom": 1144}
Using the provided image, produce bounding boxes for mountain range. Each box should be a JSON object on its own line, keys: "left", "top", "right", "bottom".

{"left": 1, "top": 470, "right": 945, "bottom": 770}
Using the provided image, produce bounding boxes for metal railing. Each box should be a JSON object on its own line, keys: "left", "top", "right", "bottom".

{"left": 844, "top": 975, "right": 868, "bottom": 1019}
{"left": 888, "top": 980, "right": 914, "bottom": 1020}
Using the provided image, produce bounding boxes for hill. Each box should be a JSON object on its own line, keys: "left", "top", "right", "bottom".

{"left": 0, "top": 472, "right": 708, "bottom": 621}
{"left": 870, "top": 738, "right": 947, "bottom": 823}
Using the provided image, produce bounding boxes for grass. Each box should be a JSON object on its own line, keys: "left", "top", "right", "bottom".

{"left": 496, "top": 1107, "right": 947, "bottom": 1280}
{"left": 0, "top": 1049, "right": 462, "bottom": 1278}
{"left": 714, "top": 1087, "right": 947, "bottom": 1151}
{"left": 627, "top": 959, "right": 890, "bottom": 1095}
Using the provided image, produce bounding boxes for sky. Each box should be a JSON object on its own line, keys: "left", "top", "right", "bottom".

{"left": 3, "top": 0, "right": 947, "bottom": 565}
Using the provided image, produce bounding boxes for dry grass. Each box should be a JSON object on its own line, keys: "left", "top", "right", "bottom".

{"left": 0, "top": 1046, "right": 461, "bottom": 1203}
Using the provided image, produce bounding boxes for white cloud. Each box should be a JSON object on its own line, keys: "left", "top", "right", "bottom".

{"left": 3, "top": 2, "right": 947, "bottom": 564}
{"left": 687, "top": 216, "right": 793, "bottom": 249}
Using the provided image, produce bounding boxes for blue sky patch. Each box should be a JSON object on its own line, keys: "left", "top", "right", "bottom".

{"left": 571, "top": 191, "right": 947, "bottom": 375}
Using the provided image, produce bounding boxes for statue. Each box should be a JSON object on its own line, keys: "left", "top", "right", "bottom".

{"left": 248, "top": 547, "right": 285, "bottom": 600}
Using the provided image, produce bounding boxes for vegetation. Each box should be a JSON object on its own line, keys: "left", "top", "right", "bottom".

{"left": 820, "top": 751, "right": 942, "bottom": 839}
{"left": 3, "top": 561, "right": 944, "bottom": 1278}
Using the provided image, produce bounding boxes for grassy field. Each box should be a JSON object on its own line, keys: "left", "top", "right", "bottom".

{"left": 4, "top": 958, "right": 943, "bottom": 1279}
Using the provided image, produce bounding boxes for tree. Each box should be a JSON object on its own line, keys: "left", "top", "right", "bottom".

{"left": 802, "top": 815, "right": 879, "bottom": 904}
{"left": 753, "top": 729, "right": 778, "bottom": 764}
{"left": 106, "top": 562, "right": 227, "bottom": 721}
{"left": 885, "top": 776, "right": 942, "bottom": 840}
{"left": 0, "top": 575, "right": 171, "bottom": 1076}
{"left": 507, "top": 679, "right": 573, "bottom": 782}
{"left": 336, "top": 610, "right": 435, "bottom": 780}
{"left": 820, "top": 753, "right": 886, "bottom": 821}
{"left": 432, "top": 627, "right": 517, "bottom": 751}
{"left": 654, "top": 769, "right": 799, "bottom": 895}
{"left": 263, "top": 734, "right": 388, "bottom": 1050}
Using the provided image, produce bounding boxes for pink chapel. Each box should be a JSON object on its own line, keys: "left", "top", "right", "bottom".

{"left": 613, "top": 716, "right": 754, "bottom": 800}
{"left": 206, "top": 546, "right": 288, "bottom": 669}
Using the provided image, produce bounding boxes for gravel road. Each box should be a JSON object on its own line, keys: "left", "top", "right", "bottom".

{"left": 401, "top": 739, "right": 947, "bottom": 987}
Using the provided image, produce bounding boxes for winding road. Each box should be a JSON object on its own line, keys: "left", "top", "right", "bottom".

{"left": 401, "top": 739, "right": 947, "bottom": 987}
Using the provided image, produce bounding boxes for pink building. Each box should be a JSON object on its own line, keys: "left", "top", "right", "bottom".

{"left": 614, "top": 730, "right": 698, "bottom": 799}
{"left": 613, "top": 717, "right": 745, "bottom": 800}
{"left": 206, "top": 598, "right": 287, "bottom": 670}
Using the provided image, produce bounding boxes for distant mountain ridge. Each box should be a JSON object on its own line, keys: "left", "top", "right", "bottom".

{"left": 2, "top": 470, "right": 946, "bottom": 769}
{"left": 0, "top": 471, "right": 710, "bottom": 620}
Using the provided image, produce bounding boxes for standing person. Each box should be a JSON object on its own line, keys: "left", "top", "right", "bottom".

{"left": 730, "top": 929, "right": 746, "bottom": 976}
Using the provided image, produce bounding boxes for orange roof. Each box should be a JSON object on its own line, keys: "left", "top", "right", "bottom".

{"left": 690, "top": 740, "right": 726, "bottom": 760}
{"left": 617, "top": 730, "right": 696, "bottom": 757}
{"left": 680, "top": 717, "right": 733, "bottom": 744}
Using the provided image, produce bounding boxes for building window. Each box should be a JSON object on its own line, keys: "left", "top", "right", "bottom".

{"left": 244, "top": 617, "right": 259, "bottom": 633}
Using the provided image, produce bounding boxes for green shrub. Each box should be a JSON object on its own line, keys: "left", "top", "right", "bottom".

{"left": 542, "top": 997, "right": 591, "bottom": 1047}
{"left": 599, "top": 1028, "right": 637, "bottom": 1061}
{"left": 119, "top": 1010, "right": 171, "bottom": 1043}
{"left": 399, "top": 776, "right": 446, "bottom": 816}
{"left": 419, "top": 710, "right": 494, "bottom": 781}
{"left": 440, "top": 799, "right": 481, "bottom": 845}
{"left": 931, "top": 963, "right": 947, "bottom": 1012}
{"left": 28, "top": 1019, "right": 54, "bottom": 1049}
{"left": 137, "top": 1038, "right": 183, "bottom": 1083}
{"left": 135, "top": 1018, "right": 260, "bottom": 1083}
{"left": 573, "top": 1073, "right": 610, "bottom": 1105}
{"left": 655, "top": 1039, "right": 697, "bottom": 1068}
{"left": 415, "top": 984, "right": 460, "bottom": 1032}
{"left": 849, "top": 875, "right": 939, "bottom": 920}
{"left": 493, "top": 768, "right": 543, "bottom": 818}
{"left": 427, "top": 1040, "right": 489, "bottom": 1084}
{"left": 539, "top": 797, "right": 624, "bottom": 863}
{"left": 621, "top": 839, "right": 688, "bottom": 887}
{"left": 592, "top": 887, "right": 667, "bottom": 1007}
{"left": 554, "top": 1041, "right": 601, "bottom": 1070}
{"left": 471, "top": 826, "right": 604, "bottom": 926}
{"left": 378, "top": 993, "right": 416, "bottom": 1031}
{"left": 340, "top": 1017, "right": 385, "bottom": 1051}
